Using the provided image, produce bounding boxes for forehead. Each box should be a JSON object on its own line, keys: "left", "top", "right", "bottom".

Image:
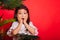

{"left": 18, "top": 9, "right": 27, "bottom": 13}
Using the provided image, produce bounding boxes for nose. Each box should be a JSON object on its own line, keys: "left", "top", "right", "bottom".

{"left": 22, "top": 13, "right": 25, "bottom": 18}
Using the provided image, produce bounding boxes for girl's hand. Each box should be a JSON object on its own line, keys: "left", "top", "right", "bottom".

{"left": 23, "top": 18, "right": 27, "bottom": 24}
{"left": 17, "top": 17, "right": 23, "bottom": 24}
{"left": 20, "top": 19, "right": 23, "bottom": 24}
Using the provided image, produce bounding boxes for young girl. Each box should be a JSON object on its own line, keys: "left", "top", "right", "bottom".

{"left": 7, "top": 4, "right": 38, "bottom": 39}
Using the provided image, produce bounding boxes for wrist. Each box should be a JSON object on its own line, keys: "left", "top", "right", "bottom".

{"left": 24, "top": 22, "right": 29, "bottom": 26}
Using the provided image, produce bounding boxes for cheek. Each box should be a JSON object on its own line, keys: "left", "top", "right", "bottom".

{"left": 25, "top": 14, "right": 28, "bottom": 19}
{"left": 17, "top": 15, "right": 22, "bottom": 18}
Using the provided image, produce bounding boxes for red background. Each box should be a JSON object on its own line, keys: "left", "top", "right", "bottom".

{"left": 0, "top": 0, "right": 60, "bottom": 40}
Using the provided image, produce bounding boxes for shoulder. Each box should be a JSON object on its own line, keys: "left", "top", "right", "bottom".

{"left": 11, "top": 21, "right": 18, "bottom": 26}
{"left": 29, "top": 21, "right": 37, "bottom": 29}
{"left": 12, "top": 21, "right": 18, "bottom": 24}
{"left": 29, "top": 21, "right": 33, "bottom": 25}
{"left": 29, "top": 21, "right": 35, "bottom": 26}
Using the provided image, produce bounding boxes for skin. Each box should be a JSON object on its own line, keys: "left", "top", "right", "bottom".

{"left": 12, "top": 9, "right": 35, "bottom": 35}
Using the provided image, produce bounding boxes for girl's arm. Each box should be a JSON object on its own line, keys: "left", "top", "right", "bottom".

{"left": 12, "top": 17, "right": 23, "bottom": 35}
{"left": 24, "top": 22, "right": 35, "bottom": 35}
{"left": 12, "top": 22, "right": 22, "bottom": 35}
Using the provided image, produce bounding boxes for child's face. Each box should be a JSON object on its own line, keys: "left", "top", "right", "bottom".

{"left": 17, "top": 9, "right": 28, "bottom": 21}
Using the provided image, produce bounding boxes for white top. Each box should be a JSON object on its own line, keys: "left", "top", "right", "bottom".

{"left": 7, "top": 21, "right": 38, "bottom": 36}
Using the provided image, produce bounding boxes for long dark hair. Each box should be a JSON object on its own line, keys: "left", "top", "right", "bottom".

{"left": 14, "top": 4, "right": 30, "bottom": 24}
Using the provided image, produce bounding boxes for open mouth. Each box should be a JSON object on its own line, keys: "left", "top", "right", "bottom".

{"left": 22, "top": 18, "right": 24, "bottom": 20}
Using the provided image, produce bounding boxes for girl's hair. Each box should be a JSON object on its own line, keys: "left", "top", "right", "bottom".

{"left": 14, "top": 4, "right": 30, "bottom": 24}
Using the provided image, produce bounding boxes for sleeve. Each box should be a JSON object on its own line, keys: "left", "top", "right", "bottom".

{"left": 7, "top": 22, "right": 18, "bottom": 36}
{"left": 29, "top": 22, "right": 38, "bottom": 36}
